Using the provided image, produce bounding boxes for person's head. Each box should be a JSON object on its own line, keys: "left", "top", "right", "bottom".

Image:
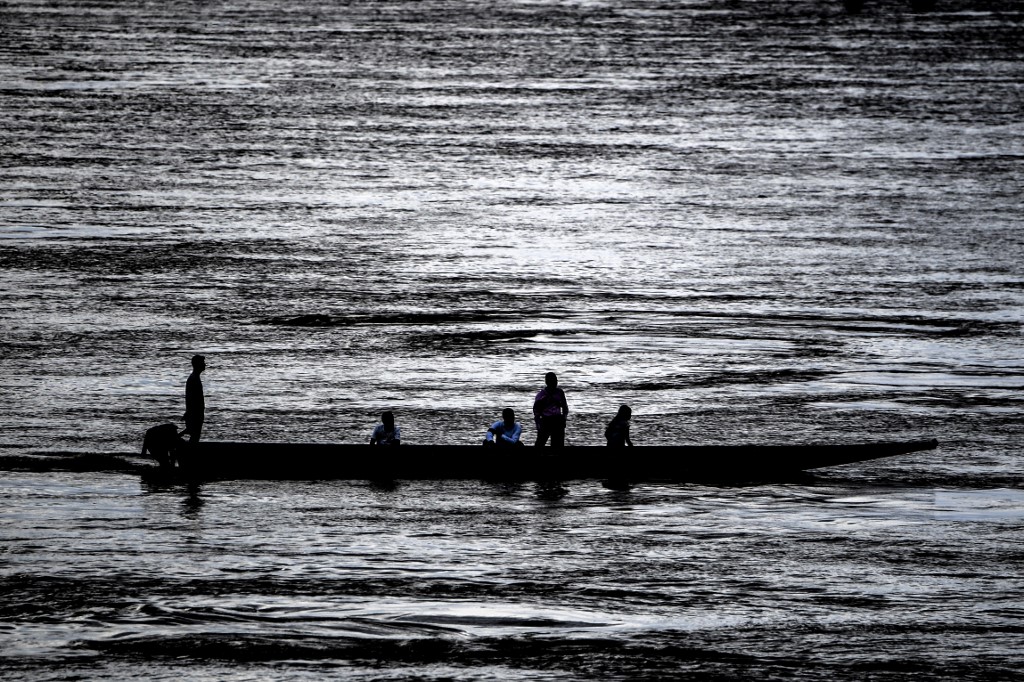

{"left": 617, "top": 404, "right": 632, "bottom": 420}
{"left": 502, "top": 408, "right": 515, "bottom": 425}
{"left": 191, "top": 355, "right": 206, "bottom": 373}
{"left": 545, "top": 372, "right": 558, "bottom": 388}
{"left": 381, "top": 411, "right": 395, "bottom": 427}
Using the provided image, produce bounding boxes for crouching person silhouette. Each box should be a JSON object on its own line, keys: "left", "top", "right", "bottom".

{"left": 142, "top": 423, "right": 186, "bottom": 469}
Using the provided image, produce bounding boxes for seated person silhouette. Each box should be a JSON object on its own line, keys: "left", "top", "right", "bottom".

{"left": 605, "top": 404, "right": 634, "bottom": 447}
{"left": 369, "top": 411, "right": 401, "bottom": 445}
{"left": 483, "top": 408, "right": 524, "bottom": 446}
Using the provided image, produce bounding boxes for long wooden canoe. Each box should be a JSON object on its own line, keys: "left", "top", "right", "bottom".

{"left": 149, "top": 439, "right": 938, "bottom": 482}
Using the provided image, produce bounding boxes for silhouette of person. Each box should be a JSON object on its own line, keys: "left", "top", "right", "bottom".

{"left": 484, "top": 408, "right": 523, "bottom": 446}
{"left": 369, "top": 411, "right": 401, "bottom": 445}
{"left": 142, "top": 422, "right": 185, "bottom": 468}
{"left": 605, "top": 404, "right": 634, "bottom": 447}
{"left": 182, "top": 354, "right": 205, "bottom": 444}
{"left": 533, "top": 372, "right": 569, "bottom": 447}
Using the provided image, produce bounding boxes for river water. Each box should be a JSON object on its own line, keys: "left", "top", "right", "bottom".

{"left": 1, "top": 0, "right": 1022, "bottom": 679}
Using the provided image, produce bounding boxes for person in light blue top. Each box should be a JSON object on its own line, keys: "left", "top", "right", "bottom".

{"left": 483, "top": 408, "right": 523, "bottom": 446}
{"left": 369, "top": 411, "right": 401, "bottom": 445}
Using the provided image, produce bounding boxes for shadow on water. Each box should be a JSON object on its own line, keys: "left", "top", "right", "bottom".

{"left": 139, "top": 474, "right": 205, "bottom": 518}
{"left": 369, "top": 479, "right": 401, "bottom": 493}
{"left": 182, "top": 482, "right": 204, "bottom": 517}
{"left": 601, "top": 479, "right": 633, "bottom": 492}
{"left": 487, "top": 481, "right": 525, "bottom": 496}
{"left": 534, "top": 481, "right": 570, "bottom": 500}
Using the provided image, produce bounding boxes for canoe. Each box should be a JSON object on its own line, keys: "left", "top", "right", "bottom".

{"left": 148, "top": 438, "right": 939, "bottom": 482}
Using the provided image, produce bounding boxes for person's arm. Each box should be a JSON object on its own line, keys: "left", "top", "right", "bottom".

{"left": 392, "top": 426, "right": 401, "bottom": 445}
{"left": 532, "top": 391, "right": 544, "bottom": 423}
{"left": 501, "top": 422, "right": 522, "bottom": 444}
{"left": 184, "top": 375, "right": 194, "bottom": 421}
{"left": 560, "top": 389, "right": 569, "bottom": 416}
{"left": 485, "top": 420, "right": 501, "bottom": 442}
{"left": 625, "top": 424, "right": 633, "bottom": 447}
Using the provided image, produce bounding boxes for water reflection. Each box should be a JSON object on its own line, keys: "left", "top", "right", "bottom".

{"left": 182, "top": 482, "right": 204, "bottom": 518}
{"left": 534, "top": 481, "right": 570, "bottom": 501}
{"left": 489, "top": 481, "right": 524, "bottom": 497}
{"left": 369, "top": 479, "right": 401, "bottom": 493}
{"left": 601, "top": 479, "right": 633, "bottom": 492}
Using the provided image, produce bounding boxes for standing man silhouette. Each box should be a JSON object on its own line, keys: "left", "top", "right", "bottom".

{"left": 533, "top": 372, "right": 569, "bottom": 447}
{"left": 183, "top": 354, "right": 206, "bottom": 444}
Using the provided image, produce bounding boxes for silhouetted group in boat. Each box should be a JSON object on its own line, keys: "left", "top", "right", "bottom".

{"left": 368, "top": 372, "right": 632, "bottom": 449}
{"left": 143, "top": 364, "right": 633, "bottom": 469}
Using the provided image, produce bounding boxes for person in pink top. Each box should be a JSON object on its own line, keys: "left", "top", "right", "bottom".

{"left": 533, "top": 372, "right": 569, "bottom": 447}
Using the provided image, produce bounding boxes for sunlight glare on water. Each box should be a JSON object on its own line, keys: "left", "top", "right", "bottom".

{"left": 1, "top": 0, "right": 1023, "bottom": 679}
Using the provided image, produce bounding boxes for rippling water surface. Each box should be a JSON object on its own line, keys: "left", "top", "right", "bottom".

{"left": 1, "top": 0, "right": 1022, "bottom": 679}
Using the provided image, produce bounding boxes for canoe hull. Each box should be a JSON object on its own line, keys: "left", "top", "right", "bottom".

{"left": 155, "top": 439, "right": 939, "bottom": 482}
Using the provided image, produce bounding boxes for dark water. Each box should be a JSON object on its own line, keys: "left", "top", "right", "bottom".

{"left": 1, "top": 0, "right": 1022, "bottom": 679}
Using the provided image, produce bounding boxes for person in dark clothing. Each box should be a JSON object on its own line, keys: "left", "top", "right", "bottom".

{"left": 142, "top": 422, "right": 185, "bottom": 468}
{"left": 183, "top": 354, "right": 205, "bottom": 444}
{"left": 533, "top": 372, "right": 569, "bottom": 447}
{"left": 605, "top": 404, "right": 634, "bottom": 447}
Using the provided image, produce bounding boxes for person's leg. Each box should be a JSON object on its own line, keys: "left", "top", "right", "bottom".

{"left": 534, "top": 420, "right": 549, "bottom": 447}
{"left": 551, "top": 415, "right": 565, "bottom": 447}
{"left": 187, "top": 421, "right": 203, "bottom": 444}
